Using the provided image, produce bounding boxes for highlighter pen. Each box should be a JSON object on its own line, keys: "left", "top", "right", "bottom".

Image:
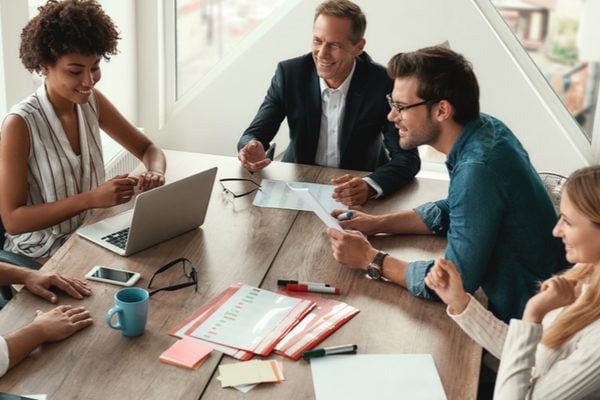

{"left": 301, "top": 344, "right": 358, "bottom": 359}
{"left": 277, "top": 279, "right": 331, "bottom": 288}
{"left": 286, "top": 283, "right": 341, "bottom": 295}
{"left": 336, "top": 211, "right": 353, "bottom": 221}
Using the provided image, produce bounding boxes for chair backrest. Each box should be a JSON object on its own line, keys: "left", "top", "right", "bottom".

{"left": 539, "top": 172, "right": 567, "bottom": 213}
{"left": 0, "top": 216, "right": 42, "bottom": 269}
{"left": 0, "top": 217, "right": 5, "bottom": 248}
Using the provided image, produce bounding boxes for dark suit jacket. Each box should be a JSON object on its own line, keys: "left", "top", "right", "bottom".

{"left": 238, "top": 52, "right": 420, "bottom": 196}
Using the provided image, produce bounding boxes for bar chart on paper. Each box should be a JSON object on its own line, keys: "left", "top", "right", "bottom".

{"left": 186, "top": 285, "right": 314, "bottom": 354}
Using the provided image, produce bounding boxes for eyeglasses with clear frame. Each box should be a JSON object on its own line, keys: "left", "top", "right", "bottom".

{"left": 218, "top": 178, "right": 262, "bottom": 200}
{"left": 147, "top": 257, "right": 198, "bottom": 297}
{"left": 386, "top": 94, "right": 439, "bottom": 115}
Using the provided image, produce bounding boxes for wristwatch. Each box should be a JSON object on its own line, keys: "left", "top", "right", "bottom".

{"left": 366, "top": 251, "right": 388, "bottom": 280}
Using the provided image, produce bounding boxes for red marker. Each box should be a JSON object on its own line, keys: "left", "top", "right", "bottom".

{"left": 286, "top": 283, "right": 341, "bottom": 295}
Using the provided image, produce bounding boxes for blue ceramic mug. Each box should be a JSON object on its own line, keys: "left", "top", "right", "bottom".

{"left": 106, "top": 287, "right": 149, "bottom": 337}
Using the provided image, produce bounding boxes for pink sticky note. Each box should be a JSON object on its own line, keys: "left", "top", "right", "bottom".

{"left": 160, "top": 338, "right": 213, "bottom": 369}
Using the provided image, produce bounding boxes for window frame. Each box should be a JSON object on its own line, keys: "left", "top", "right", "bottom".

{"left": 474, "top": 0, "right": 599, "bottom": 164}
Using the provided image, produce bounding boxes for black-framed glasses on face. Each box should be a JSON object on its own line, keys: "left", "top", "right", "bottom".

{"left": 218, "top": 178, "right": 262, "bottom": 200}
{"left": 386, "top": 94, "right": 438, "bottom": 114}
{"left": 147, "top": 257, "right": 198, "bottom": 297}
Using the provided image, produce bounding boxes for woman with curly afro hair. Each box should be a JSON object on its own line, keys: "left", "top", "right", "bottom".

{"left": 0, "top": 0, "right": 166, "bottom": 258}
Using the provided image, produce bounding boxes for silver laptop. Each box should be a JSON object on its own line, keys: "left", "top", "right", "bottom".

{"left": 77, "top": 167, "right": 217, "bottom": 256}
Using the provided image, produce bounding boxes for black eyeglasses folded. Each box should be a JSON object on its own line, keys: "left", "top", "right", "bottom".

{"left": 218, "top": 178, "right": 262, "bottom": 199}
{"left": 147, "top": 257, "right": 198, "bottom": 296}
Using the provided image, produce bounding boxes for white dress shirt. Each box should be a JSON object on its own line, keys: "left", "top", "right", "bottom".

{"left": 315, "top": 61, "right": 382, "bottom": 197}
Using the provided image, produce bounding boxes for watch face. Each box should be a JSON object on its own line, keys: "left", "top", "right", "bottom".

{"left": 367, "top": 265, "right": 382, "bottom": 280}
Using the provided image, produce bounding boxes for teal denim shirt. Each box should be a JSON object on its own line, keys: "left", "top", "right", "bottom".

{"left": 406, "top": 114, "right": 567, "bottom": 322}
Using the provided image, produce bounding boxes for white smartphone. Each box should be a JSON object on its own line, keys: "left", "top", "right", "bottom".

{"left": 85, "top": 265, "right": 141, "bottom": 287}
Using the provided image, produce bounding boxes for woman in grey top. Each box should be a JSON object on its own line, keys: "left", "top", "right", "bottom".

{"left": 426, "top": 165, "right": 600, "bottom": 399}
{"left": 0, "top": 0, "right": 166, "bottom": 258}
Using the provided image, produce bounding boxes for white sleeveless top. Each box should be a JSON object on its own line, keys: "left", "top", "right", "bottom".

{"left": 2, "top": 83, "right": 105, "bottom": 257}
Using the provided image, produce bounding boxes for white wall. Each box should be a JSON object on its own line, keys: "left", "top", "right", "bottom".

{"left": 99, "top": 0, "right": 138, "bottom": 123}
{"left": 154, "top": 0, "right": 310, "bottom": 158}
{"left": 0, "top": 1, "right": 33, "bottom": 117}
{"left": 150, "top": 0, "right": 589, "bottom": 175}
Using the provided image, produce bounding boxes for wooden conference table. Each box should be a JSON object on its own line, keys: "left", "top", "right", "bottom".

{"left": 0, "top": 150, "right": 481, "bottom": 399}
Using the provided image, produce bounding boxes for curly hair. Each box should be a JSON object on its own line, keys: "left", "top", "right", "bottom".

{"left": 19, "top": 0, "right": 120, "bottom": 73}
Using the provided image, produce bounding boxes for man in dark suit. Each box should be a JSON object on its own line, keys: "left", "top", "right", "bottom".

{"left": 237, "top": 0, "right": 420, "bottom": 206}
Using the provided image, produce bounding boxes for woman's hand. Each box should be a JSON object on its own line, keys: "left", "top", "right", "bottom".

{"left": 425, "top": 258, "right": 470, "bottom": 315}
{"left": 31, "top": 305, "right": 93, "bottom": 342}
{"left": 137, "top": 170, "right": 165, "bottom": 191}
{"left": 22, "top": 269, "right": 91, "bottom": 303}
{"left": 89, "top": 174, "right": 137, "bottom": 208}
{"left": 522, "top": 276, "right": 577, "bottom": 324}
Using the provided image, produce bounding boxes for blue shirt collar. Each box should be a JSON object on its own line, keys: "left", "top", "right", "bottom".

{"left": 445, "top": 114, "right": 485, "bottom": 172}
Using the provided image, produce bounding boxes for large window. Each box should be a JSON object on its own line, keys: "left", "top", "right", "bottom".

{"left": 493, "top": 0, "right": 600, "bottom": 142}
{"left": 176, "top": 0, "right": 287, "bottom": 98}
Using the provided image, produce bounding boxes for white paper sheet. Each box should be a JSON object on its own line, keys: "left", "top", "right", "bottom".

{"left": 287, "top": 185, "right": 342, "bottom": 231}
{"left": 252, "top": 179, "right": 347, "bottom": 212}
{"left": 310, "top": 354, "right": 447, "bottom": 400}
{"left": 187, "top": 285, "right": 306, "bottom": 353}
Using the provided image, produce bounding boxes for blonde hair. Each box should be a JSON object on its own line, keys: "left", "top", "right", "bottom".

{"left": 541, "top": 166, "right": 600, "bottom": 348}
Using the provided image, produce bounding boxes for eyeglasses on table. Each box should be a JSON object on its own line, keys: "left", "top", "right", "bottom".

{"left": 147, "top": 257, "right": 198, "bottom": 296}
{"left": 218, "top": 178, "right": 262, "bottom": 200}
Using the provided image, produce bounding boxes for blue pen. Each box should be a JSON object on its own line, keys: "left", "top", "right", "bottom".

{"left": 337, "top": 211, "right": 353, "bottom": 221}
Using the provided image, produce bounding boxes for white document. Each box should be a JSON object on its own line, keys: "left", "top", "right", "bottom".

{"left": 310, "top": 354, "right": 447, "bottom": 400}
{"left": 186, "top": 285, "right": 308, "bottom": 354}
{"left": 287, "top": 185, "right": 342, "bottom": 231}
{"left": 253, "top": 179, "right": 347, "bottom": 212}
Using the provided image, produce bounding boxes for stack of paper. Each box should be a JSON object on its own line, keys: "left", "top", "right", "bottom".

{"left": 274, "top": 290, "right": 359, "bottom": 360}
{"left": 169, "top": 284, "right": 315, "bottom": 360}
{"left": 159, "top": 338, "right": 213, "bottom": 369}
{"left": 218, "top": 360, "right": 284, "bottom": 388}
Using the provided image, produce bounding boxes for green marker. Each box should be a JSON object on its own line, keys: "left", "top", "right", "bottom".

{"left": 301, "top": 344, "right": 358, "bottom": 359}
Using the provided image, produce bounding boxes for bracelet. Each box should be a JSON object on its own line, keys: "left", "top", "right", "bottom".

{"left": 146, "top": 170, "right": 164, "bottom": 176}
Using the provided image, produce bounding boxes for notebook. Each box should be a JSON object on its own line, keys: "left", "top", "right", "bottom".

{"left": 77, "top": 167, "right": 217, "bottom": 256}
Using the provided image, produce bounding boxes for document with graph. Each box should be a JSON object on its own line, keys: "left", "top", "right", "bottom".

{"left": 179, "top": 284, "right": 315, "bottom": 356}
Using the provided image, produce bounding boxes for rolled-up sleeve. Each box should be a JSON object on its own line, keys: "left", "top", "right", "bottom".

{"left": 414, "top": 200, "right": 450, "bottom": 235}
{"left": 406, "top": 163, "right": 504, "bottom": 300}
{"left": 405, "top": 200, "right": 449, "bottom": 300}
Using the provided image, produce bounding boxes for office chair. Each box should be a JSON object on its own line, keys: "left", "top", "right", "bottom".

{"left": 0, "top": 220, "right": 42, "bottom": 308}
{"left": 538, "top": 172, "right": 567, "bottom": 213}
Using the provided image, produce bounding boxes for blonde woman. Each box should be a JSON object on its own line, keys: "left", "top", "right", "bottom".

{"left": 425, "top": 165, "right": 600, "bottom": 399}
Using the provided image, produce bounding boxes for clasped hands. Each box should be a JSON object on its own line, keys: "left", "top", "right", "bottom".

{"left": 91, "top": 170, "right": 165, "bottom": 208}
{"left": 424, "top": 258, "right": 578, "bottom": 322}
{"left": 238, "top": 140, "right": 375, "bottom": 206}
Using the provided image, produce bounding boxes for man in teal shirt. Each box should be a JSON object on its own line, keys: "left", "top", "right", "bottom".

{"left": 326, "top": 46, "right": 567, "bottom": 322}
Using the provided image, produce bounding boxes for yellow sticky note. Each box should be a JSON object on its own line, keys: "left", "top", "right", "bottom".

{"left": 219, "top": 360, "right": 283, "bottom": 387}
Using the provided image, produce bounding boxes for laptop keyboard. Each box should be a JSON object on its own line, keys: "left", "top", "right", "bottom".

{"left": 101, "top": 228, "right": 130, "bottom": 249}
